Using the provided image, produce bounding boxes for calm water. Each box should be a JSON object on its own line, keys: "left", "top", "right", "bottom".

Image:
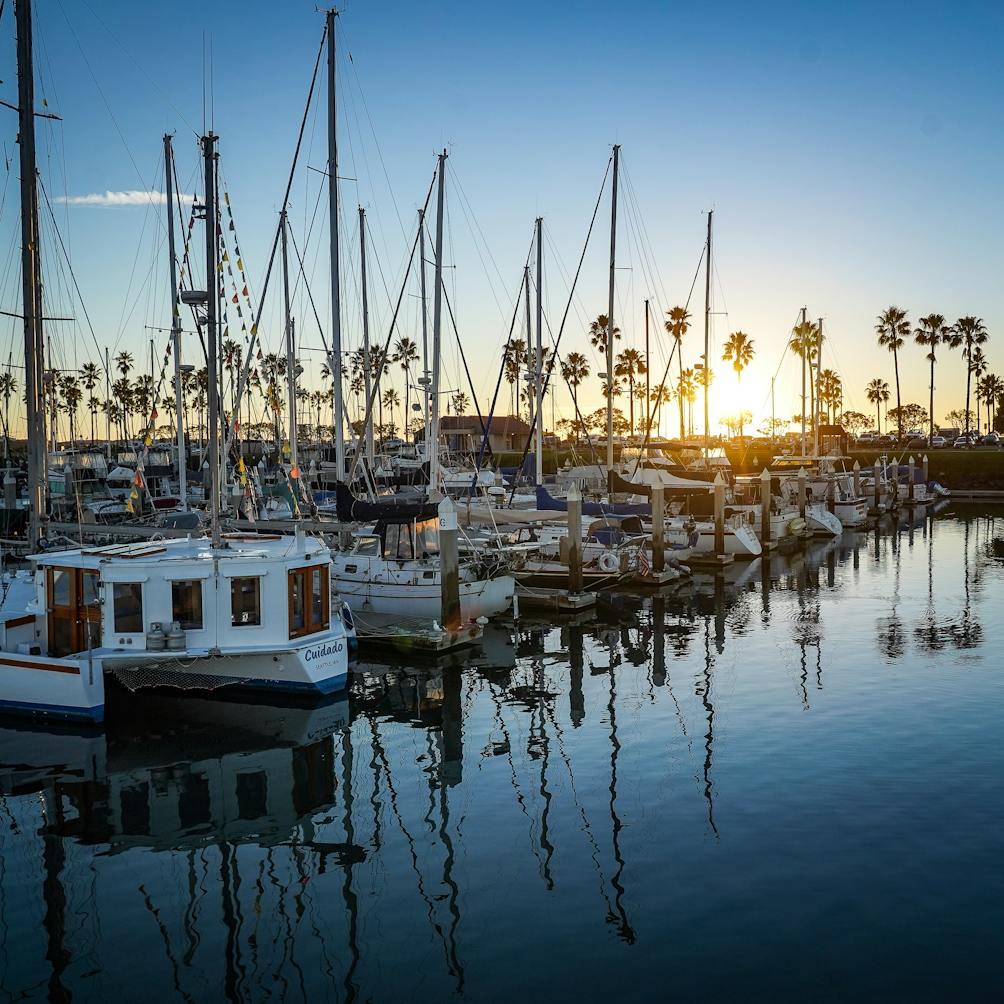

{"left": 2, "top": 504, "right": 1003, "bottom": 1002}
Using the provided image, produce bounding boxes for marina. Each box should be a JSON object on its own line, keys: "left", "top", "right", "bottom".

{"left": 0, "top": 0, "right": 1001, "bottom": 998}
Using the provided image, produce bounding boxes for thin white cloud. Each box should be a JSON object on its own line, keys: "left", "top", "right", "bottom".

{"left": 55, "top": 190, "right": 196, "bottom": 207}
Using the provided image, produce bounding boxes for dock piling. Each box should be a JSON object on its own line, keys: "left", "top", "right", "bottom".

{"left": 651, "top": 482, "right": 665, "bottom": 573}
{"left": 760, "top": 467, "right": 772, "bottom": 548}
{"left": 853, "top": 460, "right": 861, "bottom": 498}
{"left": 873, "top": 460, "right": 881, "bottom": 513}
{"left": 908, "top": 455, "right": 915, "bottom": 504}
{"left": 797, "top": 466, "right": 807, "bottom": 519}
{"left": 567, "top": 482, "right": 583, "bottom": 595}
{"left": 714, "top": 472, "right": 726, "bottom": 558}
{"left": 439, "top": 496, "right": 461, "bottom": 631}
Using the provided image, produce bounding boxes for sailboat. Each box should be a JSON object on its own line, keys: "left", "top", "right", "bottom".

{"left": 0, "top": 31, "right": 349, "bottom": 724}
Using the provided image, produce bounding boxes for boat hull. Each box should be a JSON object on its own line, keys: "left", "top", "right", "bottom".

{"left": 334, "top": 574, "right": 515, "bottom": 621}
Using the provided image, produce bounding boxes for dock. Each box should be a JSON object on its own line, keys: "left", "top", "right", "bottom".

{"left": 352, "top": 612, "right": 484, "bottom": 654}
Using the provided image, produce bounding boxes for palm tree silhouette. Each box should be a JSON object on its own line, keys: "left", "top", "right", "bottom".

{"left": 875, "top": 306, "right": 910, "bottom": 440}
{"left": 614, "top": 347, "right": 646, "bottom": 435}
{"left": 664, "top": 306, "right": 690, "bottom": 438}
{"left": 80, "top": 361, "right": 101, "bottom": 443}
{"left": 560, "top": 351, "right": 590, "bottom": 429}
{"left": 866, "top": 378, "right": 890, "bottom": 434}
{"left": 589, "top": 313, "right": 621, "bottom": 357}
{"left": 392, "top": 337, "right": 419, "bottom": 432}
{"left": 789, "top": 320, "right": 820, "bottom": 431}
{"left": 914, "top": 314, "right": 952, "bottom": 442}
{"left": 950, "top": 316, "right": 989, "bottom": 443}
{"left": 721, "top": 330, "right": 755, "bottom": 381}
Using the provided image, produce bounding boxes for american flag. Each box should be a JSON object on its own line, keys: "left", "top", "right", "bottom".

{"left": 638, "top": 548, "right": 652, "bottom": 577}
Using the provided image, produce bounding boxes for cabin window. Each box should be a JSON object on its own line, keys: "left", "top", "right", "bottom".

{"left": 383, "top": 522, "right": 414, "bottom": 560}
{"left": 231, "top": 576, "right": 261, "bottom": 626}
{"left": 171, "top": 580, "right": 204, "bottom": 631}
{"left": 414, "top": 519, "right": 440, "bottom": 557}
{"left": 288, "top": 564, "right": 329, "bottom": 639}
{"left": 113, "top": 582, "right": 144, "bottom": 633}
{"left": 50, "top": 568, "right": 72, "bottom": 607}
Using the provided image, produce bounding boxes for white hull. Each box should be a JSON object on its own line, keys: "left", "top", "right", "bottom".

{"left": 334, "top": 572, "right": 515, "bottom": 621}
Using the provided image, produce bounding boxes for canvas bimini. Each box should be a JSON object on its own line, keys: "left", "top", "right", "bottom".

{"left": 0, "top": 531, "right": 350, "bottom": 723}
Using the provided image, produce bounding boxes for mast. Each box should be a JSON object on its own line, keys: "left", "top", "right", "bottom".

{"left": 16, "top": 0, "right": 46, "bottom": 546}
{"left": 104, "top": 346, "right": 111, "bottom": 459}
{"left": 202, "top": 132, "right": 221, "bottom": 548}
{"left": 428, "top": 150, "right": 447, "bottom": 496}
{"left": 703, "top": 209, "right": 712, "bottom": 464}
{"left": 815, "top": 316, "right": 823, "bottom": 456}
{"left": 326, "top": 8, "right": 345, "bottom": 479}
{"left": 164, "top": 133, "right": 188, "bottom": 510}
{"left": 800, "top": 305, "right": 807, "bottom": 457}
{"left": 419, "top": 208, "right": 430, "bottom": 453}
{"left": 280, "top": 209, "right": 299, "bottom": 475}
{"left": 644, "top": 299, "right": 650, "bottom": 436}
{"left": 534, "top": 216, "right": 544, "bottom": 485}
{"left": 359, "top": 206, "right": 374, "bottom": 465}
{"left": 606, "top": 144, "right": 620, "bottom": 471}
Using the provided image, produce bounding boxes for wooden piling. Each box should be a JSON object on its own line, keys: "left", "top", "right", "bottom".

{"left": 872, "top": 460, "right": 881, "bottom": 514}
{"left": 714, "top": 472, "right": 726, "bottom": 558}
{"left": 567, "top": 482, "right": 583, "bottom": 594}
{"left": 908, "top": 455, "right": 915, "bottom": 504}
{"left": 853, "top": 460, "right": 861, "bottom": 498}
{"left": 760, "top": 467, "right": 772, "bottom": 549}
{"left": 439, "top": 496, "right": 461, "bottom": 631}
{"left": 651, "top": 482, "right": 665, "bottom": 573}
{"left": 797, "top": 466, "right": 807, "bottom": 519}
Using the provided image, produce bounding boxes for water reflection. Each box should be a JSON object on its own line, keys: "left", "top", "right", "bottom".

{"left": 1, "top": 504, "right": 1002, "bottom": 1000}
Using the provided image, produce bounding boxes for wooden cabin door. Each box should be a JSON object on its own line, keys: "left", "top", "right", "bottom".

{"left": 47, "top": 568, "right": 100, "bottom": 658}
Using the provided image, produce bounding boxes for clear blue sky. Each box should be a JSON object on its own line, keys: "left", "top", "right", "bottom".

{"left": 1, "top": 0, "right": 1001, "bottom": 436}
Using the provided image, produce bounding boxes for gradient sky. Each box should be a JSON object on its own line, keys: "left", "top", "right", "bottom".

{"left": 1, "top": 0, "right": 1001, "bottom": 439}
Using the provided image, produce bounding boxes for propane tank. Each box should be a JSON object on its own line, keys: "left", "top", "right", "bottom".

{"left": 146, "top": 622, "right": 166, "bottom": 651}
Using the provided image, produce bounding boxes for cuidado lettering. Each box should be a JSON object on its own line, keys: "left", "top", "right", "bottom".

{"left": 304, "top": 640, "right": 345, "bottom": 662}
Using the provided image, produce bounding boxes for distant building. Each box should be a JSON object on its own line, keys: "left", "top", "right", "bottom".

{"left": 417, "top": 415, "right": 534, "bottom": 453}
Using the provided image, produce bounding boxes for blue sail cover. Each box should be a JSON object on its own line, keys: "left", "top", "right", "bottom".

{"left": 535, "top": 485, "right": 651, "bottom": 517}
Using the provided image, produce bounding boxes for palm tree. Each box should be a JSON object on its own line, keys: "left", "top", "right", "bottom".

{"left": 722, "top": 330, "right": 755, "bottom": 381}
{"left": 950, "top": 316, "right": 989, "bottom": 442}
{"left": 789, "top": 320, "right": 820, "bottom": 431}
{"left": 0, "top": 370, "right": 15, "bottom": 455}
{"left": 866, "top": 378, "right": 890, "bottom": 435}
{"left": 503, "top": 339, "right": 528, "bottom": 418}
{"left": 115, "top": 351, "right": 134, "bottom": 380}
{"left": 588, "top": 313, "right": 621, "bottom": 357}
{"left": 648, "top": 385, "right": 671, "bottom": 437}
{"left": 677, "top": 368, "right": 697, "bottom": 436}
{"left": 979, "top": 374, "right": 1003, "bottom": 434}
{"left": 112, "top": 377, "right": 133, "bottom": 438}
{"left": 875, "top": 306, "right": 910, "bottom": 440}
{"left": 81, "top": 361, "right": 101, "bottom": 442}
{"left": 614, "top": 347, "right": 646, "bottom": 435}
{"left": 449, "top": 390, "right": 469, "bottom": 418}
{"left": 560, "top": 351, "right": 590, "bottom": 423}
{"left": 393, "top": 336, "right": 419, "bottom": 431}
{"left": 970, "top": 347, "right": 988, "bottom": 431}
{"left": 914, "top": 314, "right": 951, "bottom": 443}
{"left": 817, "top": 369, "right": 843, "bottom": 424}
{"left": 383, "top": 387, "right": 402, "bottom": 434}
{"left": 62, "top": 376, "right": 82, "bottom": 444}
{"left": 664, "top": 306, "right": 690, "bottom": 438}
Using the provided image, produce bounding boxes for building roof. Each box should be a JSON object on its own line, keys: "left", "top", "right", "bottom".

{"left": 438, "top": 415, "right": 533, "bottom": 435}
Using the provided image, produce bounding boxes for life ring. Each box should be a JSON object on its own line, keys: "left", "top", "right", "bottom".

{"left": 598, "top": 551, "right": 620, "bottom": 574}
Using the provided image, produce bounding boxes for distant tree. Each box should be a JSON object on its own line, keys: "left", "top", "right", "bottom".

{"left": 950, "top": 316, "right": 989, "bottom": 442}
{"left": 722, "top": 331, "right": 755, "bottom": 381}
{"left": 866, "top": 378, "right": 890, "bottom": 434}
{"left": 614, "top": 347, "right": 646, "bottom": 435}
{"left": 560, "top": 351, "right": 590, "bottom": 424}
{"left": 914, "top": 313, "right": 952, "bottom": 443}
{"left": 887, "top": 403, "right": 928, "bottom": 434}
{"left": 664, "top": 306, "right": 691, "bottom": 438}
{"left": 588, "top": 313, "right": 621, "bottom": 358}
{"left": 840, "top": 411, "right": 871, "bottom": 437}
{"left": 876, "top": 306, "right": 910, "bottom": 439}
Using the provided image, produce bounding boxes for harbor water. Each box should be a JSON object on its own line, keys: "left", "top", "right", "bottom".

{"left": 1, "top": 504, "right": 1002, "bottom": 1001}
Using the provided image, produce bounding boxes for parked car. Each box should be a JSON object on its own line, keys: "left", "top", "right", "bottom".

{"left": 929, "top": 435, "right": 947, "bottom": 449}
{"left": 982, "top": 432, "right": 1000, "bottom": 446}
{"left": 953, "top": 435, "right": 977, "bottom": 448}
{"left": 857, "top": 432, "right": 877, "bottom": 444}
{"left": 906, "top": 436, "right": 928, "bottom": 449}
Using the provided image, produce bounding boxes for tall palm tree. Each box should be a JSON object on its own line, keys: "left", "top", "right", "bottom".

{"left": 866, "top": 378, "right": 890, "bottom": 435}
{"left": 664, "top": 306, "right": 690, "bottom": 438}
{"left": 677, "top": 368, "right": 697, "bottom": 436}
{"left": 115, "top": 351, "right": 134, "bottom": 380}
{"left": 0, "top": 371, "right": 16, "bottom": 455}
{"left": 392, "top": 336, "right": 419, "bottom": 431}
{"left": 559, "top": 351, "right": 590, "bottom": 424}
{"left": 81, "top": 361, "right": 101, "bottom": 442}
{"left": 614, "top": 347, "right": 646, "bottom": 435}
{"left": 979, "top": 374, "right": 1003, "bottom": 434}
{"left": 648, "top": 384, "right": 671, "bottom": 437}
{"left": 914, "top": 313, "right": 951, "bottom": 442}
{"left": 818, "top": 369, "right": 842, "bottom": 424}
{"left": 61, "top": 376, "right": 82, "bottom": 444}
{"left": 875, "top": 306, "right": 910, "bottom": 440}
{"left": 722, "top": 330, "right": 755, "bottom": 382}
{"left": 588, "top": 313, "right": 621, "bottom": 357}
{"left": 502, "top": 339, "right": 528, "bottom": 418}
{"left": 969, "top": 347, "right": 988, "bottom": 432}
{"left": 789, "top": 320, "right": 820, "bottom": 431}
{"left": 949, "top": 316, "right": 989, "bottom": 442}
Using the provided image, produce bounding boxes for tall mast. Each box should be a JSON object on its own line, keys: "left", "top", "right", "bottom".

{"left": 644, "top": 299, "right": 650, "bottom": 437}
{"left": 15, "top": 0, "right": 46, "bottom": 546}
{"left": 419, "top": 208, "right": 430, "bottom": 453}
{"left": 280, "top": 209, "right": 299, "bottom": 475}
{"left": 202, "top": 132, "right": 221, "bottom": 548}
{"left": 428, "top": 150, "right": 447, "bottom": 496}
{"left": 534, "top": 217, "right": 544, "bottom": 485}
{"left": 606, "top": 145, "right": 620, "bottom": 471}
{"left": 815, "top": 316, "right": 823, "bottom": 456}
{"left": 164, "top": 133, "right": 188, "bottom": 510}
{"left": 703, "top": 209, "right": 712, "bottom": 464}
{"left": 359, "top": 206, "right": 374, "bottom": 465}
{"left": 800, "top": 305, "right": 807, "bottom": 457}
{"left": 104, "top": 346, "right": 111, "bottom": 459}
{"left": 326, "top": 8, "right": 345, "bottom": 479}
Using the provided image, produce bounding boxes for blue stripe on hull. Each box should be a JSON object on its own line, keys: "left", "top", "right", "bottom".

{"left": 238, "top": 673, "right": 349, "bottom": 696}
{"left": 0, "top": 698, "right": 105, "bottom": 723}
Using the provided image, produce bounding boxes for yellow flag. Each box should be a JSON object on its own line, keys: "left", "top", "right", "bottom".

{"left": 237, "top": 257, "right": 244, "bottom": 271}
